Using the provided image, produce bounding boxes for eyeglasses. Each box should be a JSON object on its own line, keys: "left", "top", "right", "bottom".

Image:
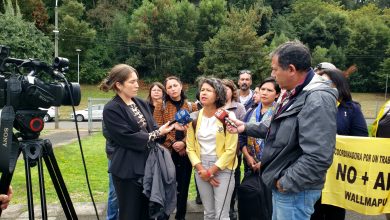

{"left": 239, "top": 70, "right": 251, "bottom": 75}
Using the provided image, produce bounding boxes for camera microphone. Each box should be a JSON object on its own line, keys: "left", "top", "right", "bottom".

{"left": 215, "top": 109, "right": 237, "bottom": 128}
{"left": 168, "top": 109, "right": 193, "bottom": 126}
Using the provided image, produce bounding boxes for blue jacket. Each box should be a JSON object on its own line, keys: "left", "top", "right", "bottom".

{"left": 337, "top": 101, "right": 368, "bottom": 137}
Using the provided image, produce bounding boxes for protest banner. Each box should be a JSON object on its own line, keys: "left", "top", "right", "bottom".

{"left": 322, "top": 135, "right": 390, "bottom": 215}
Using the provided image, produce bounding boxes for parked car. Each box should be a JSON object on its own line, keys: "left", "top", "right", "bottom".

{"left": 40, "top": 106, "right": 57, "bottom": 122}
{"left": 70, "top": 104, "right": 104, "bottom": 122}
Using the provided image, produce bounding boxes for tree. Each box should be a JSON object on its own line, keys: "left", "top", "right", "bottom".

{"left": 198, "top": 6, "right": 269, "bottom": 81}
{"left": 0, "top": 0, "right": 52, "bottom": 62}
{"left": 311, "top": 46, "right": 330, "bottom": 67}
{"left": 270, "top": 15, "right": 297, "bottom": 39}
{"left": 346, "top": 5, "right": 390, "bottom": 92}
{"left": 327, "top": 43, "right": 346, "bottom": 70}
{"left": 127, "top": 0, "right": 198, "bottom": 81}
{"left": 58, "top": 0, "right": 96, "bottom": 81}
{"left": 377, "top": 45, "right": 390, "bottom": 90}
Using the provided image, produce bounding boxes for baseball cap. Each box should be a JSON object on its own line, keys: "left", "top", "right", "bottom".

{"left": 314, "top": 62, "right": 336, "bottom": 72}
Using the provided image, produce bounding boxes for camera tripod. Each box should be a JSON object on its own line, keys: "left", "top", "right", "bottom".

{"left": 0, "top": 137, "right": 78, "bottom": 219}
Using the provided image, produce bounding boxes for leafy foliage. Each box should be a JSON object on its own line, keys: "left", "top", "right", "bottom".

{"left": 0, "top": 0, "right": 52, "bottom": 62}
{"left": 198, "top": 6, "right": 269, "bottom": 81}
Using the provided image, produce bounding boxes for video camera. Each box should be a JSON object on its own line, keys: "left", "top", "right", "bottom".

{"left": 0, "top": 45, "right": 80, "bottom": 109}
{"left": 0, "top": 44, "right": 81, "bottom": 178}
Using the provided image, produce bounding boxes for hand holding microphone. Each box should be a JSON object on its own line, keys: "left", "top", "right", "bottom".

{"left": 214, "top": 109, "right": 245, "bottom": 133}
{"left": 214, "top": 109, "right": 237, "bottom": 128}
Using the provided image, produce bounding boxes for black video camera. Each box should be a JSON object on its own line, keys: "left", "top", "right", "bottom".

{"left": 0, "top": 45, "right": 81, "bottom": 109}
{"left": 0, "top": 45, "right": 81, "bottom": 172}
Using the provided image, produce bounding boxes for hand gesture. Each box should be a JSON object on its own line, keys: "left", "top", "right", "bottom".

{"left": 174, "top": 123, "right": 188, "bottom": 131}
{"left": 0, "top": 186, "right": 13, "bottom": 210}
{"left": 159, "top": 121, "right": 175, "bottom": 135}
{"left": 172, "top": 141, "right": 185, "bottom": 153}
{"left": 227, "top": 117, "right": 245, "bottom": 134}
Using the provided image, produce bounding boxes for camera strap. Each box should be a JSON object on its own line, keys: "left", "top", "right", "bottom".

{"left": 0, "top": 105, "right": 15, "bottom": 173}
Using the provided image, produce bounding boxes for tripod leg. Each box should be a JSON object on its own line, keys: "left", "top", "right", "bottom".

{"left": 23, "top": 153, "right": 35, "bottom": 220}
{"left": 42, "top": 140, "right": 78, "bottom": 219}
{"left": 37, "top": 156, "right": 48, "bottom": 219}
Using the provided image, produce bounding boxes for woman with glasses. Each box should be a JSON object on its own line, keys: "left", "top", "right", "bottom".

{"left": 146, "top": 82, "right": 166, "bottom": 113}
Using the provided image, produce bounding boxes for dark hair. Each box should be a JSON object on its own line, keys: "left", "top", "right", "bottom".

{"left": 238, "top": 70, "right": 252, "bottom": 79}
{"left": 164, "top": 76, "right": 187, "bottom": 102}
{"left": 146, "top": 82, "right": 166, "bottom": 103}
{"left": 256, "top": 77, "right": 281, "bottom": 95}
{"left": 221, "top": 79, "right": 239, "bottom": 102}
{"left": 99, "top": 64, "right": 138, "bottom": 93}
{"left": 199, "top": 77, "right": 226, "bottom": 108}
{"left": 271, "top": 40, "right": 311, "bottom": 72}
{"left": 317, "top": 69, "right": 352, "bottom": 103}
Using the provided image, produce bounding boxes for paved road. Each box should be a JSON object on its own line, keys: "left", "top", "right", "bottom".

{"left": 44, "top": 120, "right": 102, "bottom": 130}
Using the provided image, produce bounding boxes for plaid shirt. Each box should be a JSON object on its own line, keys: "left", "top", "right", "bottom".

{"left": 153, "top": 100, "right": 198, "bottom": 149}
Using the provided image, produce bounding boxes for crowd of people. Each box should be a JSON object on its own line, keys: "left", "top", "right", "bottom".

{"left": 98, "top": 40, "right": 377, "bottom": 220}
{"left": 1, "top": 40, "right": 387, "bottom": 220}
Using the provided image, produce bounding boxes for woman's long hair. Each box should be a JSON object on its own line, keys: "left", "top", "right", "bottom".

{"left": 317, "top": 68, "right": 352, "bottom": 104}
{"left": 164, "top": 76, "right": 187, "bottom": 104}
{"left": 221, "top": 79, "right": 239, "bottom": 102}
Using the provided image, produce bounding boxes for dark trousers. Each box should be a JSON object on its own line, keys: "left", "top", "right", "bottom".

{"left": 230, "top": 154, "right": 242, "bottom": 211}
{"left": 311, "top": 197, "right": 345, "bottom": 220}
{"left": 171, "top": 151, "right": 192, "bottom": 219}
{"left": 112, "top": 175, "right": 150, "bottom": 220}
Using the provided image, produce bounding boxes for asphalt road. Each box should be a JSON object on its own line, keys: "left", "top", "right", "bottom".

{"left": 43, "top": 120, "right": 102, "bottom": 130}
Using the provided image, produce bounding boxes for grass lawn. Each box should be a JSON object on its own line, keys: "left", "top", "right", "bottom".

{"left": 10, "top": 133, "right": 108, "bottom": 204}
{"left": 9, "top": 132, "right": 203, "bottom": 205}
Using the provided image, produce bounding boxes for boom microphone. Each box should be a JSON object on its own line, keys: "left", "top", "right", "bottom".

{"left": 215, "top": 109, "right": 237, "bottom": 128}
{"left": 168, "top": 109, "right": 193, "bottom": 126}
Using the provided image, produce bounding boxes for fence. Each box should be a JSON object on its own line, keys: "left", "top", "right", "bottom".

{"left": 87, "top": 98, "right": 110, "bottom": 134}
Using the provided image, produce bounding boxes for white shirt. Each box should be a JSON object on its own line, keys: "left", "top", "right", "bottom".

{"left": 239, "top": 89, "right": 253, "bottom": 105}
{"left": 197, "top": 115, "right": 217, "bottom": 155}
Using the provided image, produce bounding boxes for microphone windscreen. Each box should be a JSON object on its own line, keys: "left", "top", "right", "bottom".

{"left": 214, "top": 109, "right": 229, "bottom": 125}
{"left": 172, "top": 109, "right": 192, "bottom": 126}
{"left": 214, "top": 109, "right": 237, "bottom": 128}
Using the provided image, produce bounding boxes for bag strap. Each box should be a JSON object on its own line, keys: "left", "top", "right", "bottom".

{"left": 191, "top": 111, "right": 226, "bottom": 135}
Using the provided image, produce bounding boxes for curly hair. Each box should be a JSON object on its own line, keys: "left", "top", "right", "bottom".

{"left": 199, "top": 77, "right": 226, "bottom": 108}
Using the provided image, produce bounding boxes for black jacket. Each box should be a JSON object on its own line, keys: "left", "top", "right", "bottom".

{"left": 103, "top": 95, "right": 159, "bottom": 179}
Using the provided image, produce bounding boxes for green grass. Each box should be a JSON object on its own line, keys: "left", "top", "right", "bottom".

{"left": 10, "top": 133, "right": 108, "bottom": 204}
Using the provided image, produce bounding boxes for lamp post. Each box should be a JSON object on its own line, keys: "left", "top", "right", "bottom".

{"left": 76, "top": 49, "right": 81, "bottom": 83}
{"left": 54, "top": 0, "right": 59, "bottom": 129}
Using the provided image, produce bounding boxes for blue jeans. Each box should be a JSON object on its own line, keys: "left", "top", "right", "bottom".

{"left": 272, "top": 189, "right": 321, "bottom": 220}
{"left": 107, "top": 160, "right": 119, "bottom": 220}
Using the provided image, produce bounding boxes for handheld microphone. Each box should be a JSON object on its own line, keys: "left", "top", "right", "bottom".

{"left": 168, "top": 109, "right": 193, "bottom": 126}
{"left": 214, "top": 109, "right": 237, "bottom": 128}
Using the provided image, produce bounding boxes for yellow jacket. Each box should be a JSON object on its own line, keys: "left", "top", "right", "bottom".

{"left": 371, "top": 100, "right": 390, "bottom": 137}
{"left": 186, "top": 109, "right": 238, "bottom": 170}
